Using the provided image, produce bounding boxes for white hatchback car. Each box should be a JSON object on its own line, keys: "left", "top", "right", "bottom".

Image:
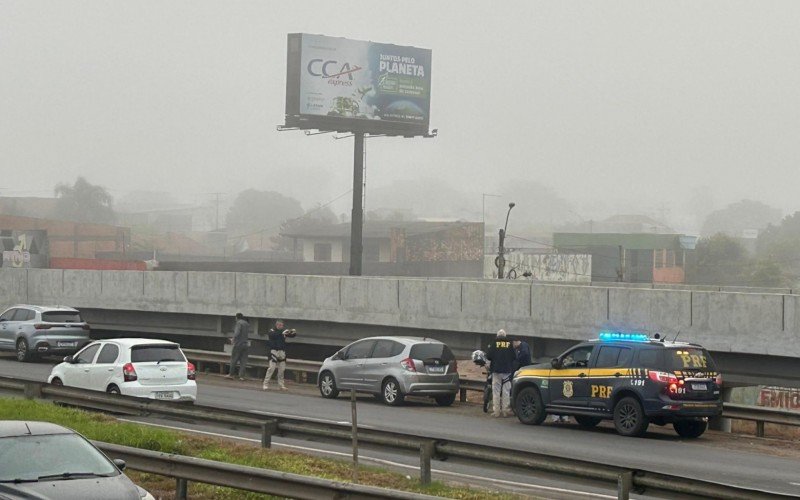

{"left": 48, "top": 338, "right": 197, "bottom": 402}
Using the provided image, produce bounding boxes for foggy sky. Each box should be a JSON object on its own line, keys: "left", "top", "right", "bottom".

{"left": 2, "top": 1, "right": 799, "bottom": 232}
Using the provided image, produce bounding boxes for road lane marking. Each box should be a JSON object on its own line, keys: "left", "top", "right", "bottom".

{"left": 117, "top": 418, "right": 613, "bottom": 499}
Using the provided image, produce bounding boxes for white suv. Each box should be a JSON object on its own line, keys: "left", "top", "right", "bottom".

{"left": 48, "top": 338, "right": 197, "bottom": 402}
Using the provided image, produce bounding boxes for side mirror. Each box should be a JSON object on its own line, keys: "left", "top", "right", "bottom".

{"left": 63, "top": 355, "right": 74, "bottom": 364}
{"left": 332, "top": 351, "right": 343, "bottom": 361}
{"left": 112, "top": 459, "right": 126, "bottom": 471}
{"left": 0, "top": 318, "right": 6, "bottom": 322}
{"left": 551, "top": 358, "right": 561, "bottom": 369}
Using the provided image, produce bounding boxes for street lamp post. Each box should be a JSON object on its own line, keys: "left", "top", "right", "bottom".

{"left": 496, "top": 202, "right": 515, "bottom": 279}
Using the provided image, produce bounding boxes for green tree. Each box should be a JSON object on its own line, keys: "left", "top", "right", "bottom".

{"left": 688, "top": 233, "right": 784, "bottom": 287}
{"left": 225, "top": 190, "right": 303, "bottom": 234}
{"left": 53, "top": 177, "right": 115, "bottom": 224}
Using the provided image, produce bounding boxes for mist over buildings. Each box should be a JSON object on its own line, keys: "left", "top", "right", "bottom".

{"left": 3, "top": 1, "right": 800, "bottom": 236}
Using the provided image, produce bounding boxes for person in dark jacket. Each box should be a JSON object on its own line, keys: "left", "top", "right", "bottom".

{"left": 513, "top": 337, "right": 532, "bottom": 371}
{"left": 262, "top": 319, "right": 296, "bottom": 391}
{"left": 226, "top": 313, "right": 250, "bottom": 380}
{"left": 486, "top": 329, "right": 516, "bottom": 417}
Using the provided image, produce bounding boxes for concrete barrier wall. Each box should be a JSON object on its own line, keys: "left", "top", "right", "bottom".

{"left": 1, "top": 269, "right": 799, "bottom": 358}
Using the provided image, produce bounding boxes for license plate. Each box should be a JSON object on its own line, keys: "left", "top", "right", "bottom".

{"left": 427, "top": 366, "right": 446, "bottom": 374}
{"left": 154, "top": 391, "right": 175, "bottom": 400}
{"left": 691, "top": 383, "right": 707, "bottom": 391}
{"left": 57, "top": 341, "right": 77, "bottom": 347}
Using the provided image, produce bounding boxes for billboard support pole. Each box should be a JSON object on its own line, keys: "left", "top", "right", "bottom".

{"left": 349, "top": 132, "right": 365, "bottom": 276}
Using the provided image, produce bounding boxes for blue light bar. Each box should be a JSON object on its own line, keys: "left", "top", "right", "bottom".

{"left": 598, "top": 332, "right": 650, "bottom": 342}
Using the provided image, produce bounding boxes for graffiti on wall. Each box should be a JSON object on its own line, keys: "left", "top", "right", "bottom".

{"left": 1, "top": 230, "right": 49, "bottom": 268}
{"left": 484, "top": 252, "right": 591, "bottom": 281}
{"left": 759, "top": 386, "right": 800, "bottom": 411}
{"left": 392, "top": 224, "right": 483, "bottom": 262}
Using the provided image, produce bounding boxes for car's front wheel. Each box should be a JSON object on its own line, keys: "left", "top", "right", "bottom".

{"left": 50, "top": 377, "right": 63, "bottom": 386}
{"left": 673, "top": 419, "right": 707, "bottom": 438}
{"left": 381, "top": 378, "right": 405, "bottom": 406}
{"left": 613, "top": 396, "right": 649, "bottom": 437}
{"left": 16, "top": 338, "right": 31, "bottom": 362}
{"left": 319, "top": 372, "right": 340, "bottom": 399}
{"left": 107, "top": 385, "right": 121, "bottom": 395}
{"left": 515, "top": 386, "right": 547, "bottom": 425}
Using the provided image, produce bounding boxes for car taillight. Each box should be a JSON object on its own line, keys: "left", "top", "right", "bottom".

{"left": 123, "top": 362, "right": 138, "bottom": 382}
{"left": 81, "top": 324, "right": 91, "bottom": 330}
{"left": 400, "top": 357, "right": 416, "bottom": 372}
{"left": 648, "top": 371, "right": 679, "bottom": 384}
{"left": 452, "top": 359, "right": 458, "bottom": 373}
{"left": 187, "top": 362, "right": 196, "bottom": 380}
{"left": 714, "top": 374, "right": 723, "bottom": 387}
{"left": 649, "top": 371, "right": 683, "bottom": 394}
{"left": 33, "top": 323, "right": 53, "bottom": 330}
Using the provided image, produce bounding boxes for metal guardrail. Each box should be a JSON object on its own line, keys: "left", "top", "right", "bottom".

{"left": 0, "top": 375, "right": 797, "bottom": 499}
{"left": 94, "top": 441, "right": 438, "bottom": 500}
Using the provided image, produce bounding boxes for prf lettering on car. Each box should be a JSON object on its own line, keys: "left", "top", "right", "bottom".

{"left": 676, "top": 350, "right": 707, "bottom": 368}
{"left": 591, "top": 385, "right": 613, "bottom": 398}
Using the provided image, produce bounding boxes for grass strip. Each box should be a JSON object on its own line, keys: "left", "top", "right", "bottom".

{"left": 0, "top": 398, "right": 526, "bottom": 499}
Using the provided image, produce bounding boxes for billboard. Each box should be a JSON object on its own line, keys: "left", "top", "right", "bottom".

{"left": 285, "top": 34, "right": 432, "bottom": 136}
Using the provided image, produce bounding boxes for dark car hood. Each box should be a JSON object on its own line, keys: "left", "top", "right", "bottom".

{"left": 0, "top": 474, "right": 140, "bottom": 500}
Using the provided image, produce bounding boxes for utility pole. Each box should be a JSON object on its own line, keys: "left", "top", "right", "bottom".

{"left": 496, "top": 202, "right": 515, "bottom": 280}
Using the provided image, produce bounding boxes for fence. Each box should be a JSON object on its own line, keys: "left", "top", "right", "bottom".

{"left": 0, "top": 375, "right": 796, "bottom": 500}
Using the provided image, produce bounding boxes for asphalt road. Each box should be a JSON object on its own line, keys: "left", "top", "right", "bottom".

{"left": 1, "top": 354, "right": 799, "bottom": 498}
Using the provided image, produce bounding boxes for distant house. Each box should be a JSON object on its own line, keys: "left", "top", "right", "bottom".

{"left": 281, "top": 220, "right": 483, "bottom": 263}
{"left": 553, "top": 232, "right": 697, "bottom": 284}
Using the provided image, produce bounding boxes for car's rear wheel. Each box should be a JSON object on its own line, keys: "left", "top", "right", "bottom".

{"left": 50, "top": 378, "right": 63, "bottom": 387}
{"left": 16, "top": 338, "right": 31, "bottom": 362}
{"left": 319, "top": 371, "right": 340, "bottom": 399}
{"left": 434, "top": 393, "right": 456, "bottom": 407}
{"left": 613, "top": 396, "right": 649, "bottom": 437}
{"left": 515, "top": 386, "right": 546, "bottom": 425}
{"left": 673, "top": 419, "right": 707, "bottom": 438}
{"left": 381, "top": 378, "right": 405, "bottom": 406}
{"left": 107, "top": 385, "right": 121, "bottom": 395}
{"left": 575, "top": 415, "right": 602, "bottom": 428}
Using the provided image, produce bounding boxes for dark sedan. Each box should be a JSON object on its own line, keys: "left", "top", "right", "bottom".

{"left": 0, "top": 421, "right": 153, "bottom": 500}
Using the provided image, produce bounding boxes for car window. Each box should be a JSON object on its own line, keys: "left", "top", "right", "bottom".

{"left": 665, "top": 348, "right": 716, "bottom": 370}
{"left": 561, "top": 345, "right": 594, "bottom": 369}
{"left": 344, "top": 340, "right": 375, "bottom": 360}
{"left": 409, "top": 343, "right": 454, "bottom": 362}
{"left": 131, "top": 345, "right": 185, "bottom": 363}
{"left": 42, "top": 311, "right": 82, "bottom": 323}
{"left": 636, "top": 348, "right": 661, "bottom": 367}
{"left": 0, "top": 308, "right": 19, "bottom": 322}
{"left": 370, "top": 340, "right": 399, "bottom": 359}
{"left": 74, "top": 343, "right": 101, "bottom": 364}
{"left": 594, "top": 346, "right": 632, "bottom": 368}
{"left": 12, "top": 309, "right": 33, "bottom": 321}
{"left": 95, "top": 344, "right": 120, "bottom": 364}
{"left": 0, "top": 433, "right": 118, "bottom": 481}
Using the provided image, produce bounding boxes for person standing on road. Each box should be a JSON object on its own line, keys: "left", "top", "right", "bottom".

{"left": 226, "top": 313, "right": 250, "bottom": 381}
{"left": 486, "top": 329, "right": 516, "bottom": 417}
{"left": 513, "top": 337, "right": 532, "bottom": 371}
{"left": 262, "top": 319, "right": 296, "bottom": 391}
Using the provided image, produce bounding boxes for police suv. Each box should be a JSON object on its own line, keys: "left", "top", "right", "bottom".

{"left": 511, "top": 332, "right": 722, "bottom": 438}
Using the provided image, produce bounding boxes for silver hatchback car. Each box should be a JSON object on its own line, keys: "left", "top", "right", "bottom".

{"left": 0, "top": 305, "right": 91, "bottom": 362}
{"left": 318, "top": 336, "right": 459, "bottom": 406}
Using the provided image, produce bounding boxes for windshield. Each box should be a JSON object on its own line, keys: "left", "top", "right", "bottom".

{"left": 131, "top": 345, "right": 184, "bottom": 363}
{"left": 0, "top": 433, "right": 118, "bottom": 481}
{"left": 665, "top": 348, "right": 717, "bottom": 371}
{"left": 42, "top": 311, "right": 82, "bottom": 323}
{"left": 409, "top": 343, "right": 454, "bottom": 362}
